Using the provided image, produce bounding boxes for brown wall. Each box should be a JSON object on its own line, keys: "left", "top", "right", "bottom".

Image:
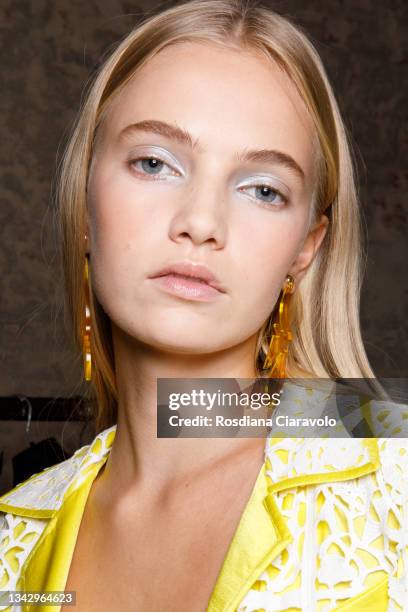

{"left": 1, "top": 0, "right": 407, "bottom": 398}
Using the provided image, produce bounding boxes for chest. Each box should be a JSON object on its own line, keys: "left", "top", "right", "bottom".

{"left": 63, "top": 467, "right": 263, "bottom": 611}
{"left": 64, "top": 519, "right": 227, "bottom": 612}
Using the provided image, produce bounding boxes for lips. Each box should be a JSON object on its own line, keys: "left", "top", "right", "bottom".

{"left": 148, "top": 260, "right": 226, "bottom": 293}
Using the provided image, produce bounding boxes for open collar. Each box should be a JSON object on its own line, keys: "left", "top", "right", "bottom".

{"left": 0, "top": 384, "right": 381, "bottom": 612}
{"left": 0, "top": 381, "right": 380, "bottom": 519}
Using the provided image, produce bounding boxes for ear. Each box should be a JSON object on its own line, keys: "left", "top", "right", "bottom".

{"left": 288, "top": 214, "right": 329, "bottom": 283}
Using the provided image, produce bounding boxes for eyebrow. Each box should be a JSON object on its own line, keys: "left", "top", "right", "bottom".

{"left": 119, "top": 119, "right": 305, "bottom": 183}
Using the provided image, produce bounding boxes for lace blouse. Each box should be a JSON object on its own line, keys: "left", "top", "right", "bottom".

{"left": 0, "top": 386, "right": 407, "bottom": 611}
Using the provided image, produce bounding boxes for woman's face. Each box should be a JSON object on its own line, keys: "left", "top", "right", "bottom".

{"left": 86, "top": 41, "right": 328, "bottom": 360}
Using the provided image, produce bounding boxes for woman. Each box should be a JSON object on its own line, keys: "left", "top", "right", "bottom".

{"left": 0, "top": 1, "right": 406, "bottom": 610}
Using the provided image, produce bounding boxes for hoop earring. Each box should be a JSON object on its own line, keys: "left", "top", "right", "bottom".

{"left": 83, "top": 256, "right": 92, "bottom": 381}
{"left": 263, "top": 274, "right": 295, "bottom": 378}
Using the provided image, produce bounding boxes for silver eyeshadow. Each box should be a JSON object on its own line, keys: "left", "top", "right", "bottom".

{"left": 128, "top": 146, "right": 292, "bottom": 195}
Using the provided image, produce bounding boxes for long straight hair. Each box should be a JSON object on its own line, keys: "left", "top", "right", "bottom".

{"left": 57, "top": 0, "right": 383, "bottom": 432}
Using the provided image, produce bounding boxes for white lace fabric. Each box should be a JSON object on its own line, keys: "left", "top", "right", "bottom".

{"left": 0, "top": 386, "right": 407, "bottom": 611}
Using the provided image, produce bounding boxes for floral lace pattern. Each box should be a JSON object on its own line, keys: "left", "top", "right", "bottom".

{"left": 0, "top": 514, "right": 45, "bottom": 611}
{"left": 0, "top": 426, "right": 116, "bottom": 514}
{"left": 0, "top": 426, "right": 116, "bottom": 611}
{"left": 237, "top": 437, "right": 408, "bottom": 611}
{"left": 0, "top": 399, "right": 407, "bottom": 611}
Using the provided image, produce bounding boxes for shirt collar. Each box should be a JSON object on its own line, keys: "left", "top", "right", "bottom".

{"left": 15, "top": 431, "right": 379, "bottom": 610}
{"left": 0, "top": 383, "right": 381, "bottom": 612}
{"left": 0, "top": 382, "right": 380, "bottom": 519}
{"left": 0, "top": 425, "right": 116, "bottom": 519}
{"left": 210, "top": 436, "right": 379, "bottom": 612}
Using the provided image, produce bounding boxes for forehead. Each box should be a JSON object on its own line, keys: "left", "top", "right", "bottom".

{"left": 98, "top": 41, "right": 317, "bottom": 182}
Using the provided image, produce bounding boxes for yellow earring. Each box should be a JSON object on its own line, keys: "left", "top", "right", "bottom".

{"left": 83, "top": 256, "right": 92, "bottom": 381}
{"left": 263, "top": 274, "right": 295, "bottom": 378}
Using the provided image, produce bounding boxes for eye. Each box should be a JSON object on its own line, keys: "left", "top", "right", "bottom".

{"left": 238, "top": 183, "right": 288, "bottom": 207}
{"left": 129, "top": 156, "right": 181, "bottom": 179}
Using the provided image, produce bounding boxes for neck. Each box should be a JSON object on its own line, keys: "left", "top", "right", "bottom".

{"left": 97, "top": 323, "right": 265, "bottom": 505}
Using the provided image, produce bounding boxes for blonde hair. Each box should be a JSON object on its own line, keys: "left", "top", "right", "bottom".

{"left": 57, "top": 0, "right": 384, "bottom": 432}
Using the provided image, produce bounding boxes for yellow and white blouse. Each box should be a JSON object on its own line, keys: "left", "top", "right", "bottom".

{"left": 0, "top": 386, "right": 407, "bottom": 611}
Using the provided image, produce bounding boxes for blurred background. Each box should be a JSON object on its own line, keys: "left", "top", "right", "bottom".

{"left": 0, "top": 1, "right": 407, "bottom": 491}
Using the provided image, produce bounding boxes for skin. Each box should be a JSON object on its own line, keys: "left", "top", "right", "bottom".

{"left": 85, "top": 41, "right": 329, "bottom": 508}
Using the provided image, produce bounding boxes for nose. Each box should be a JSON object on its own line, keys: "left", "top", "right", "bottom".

{"left": 168, "top": 177, "right": 228, "bottom": 249}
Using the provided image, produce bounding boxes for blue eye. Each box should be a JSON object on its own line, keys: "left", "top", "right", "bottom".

{"left": 239, "top": 184, "right": 287, "bottom": 207}
{"left": 140, "top": 158, "right": 164, "bottom": 174}
{"left": 129, "top": 156, "right": 180, "bottom": 178}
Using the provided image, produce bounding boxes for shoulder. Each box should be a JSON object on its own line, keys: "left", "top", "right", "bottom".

{"left": 0, "top": 424, "right": 117, "bottom": 517}
{"left": 264, "top": 434, "right": 408, "bottom": 499}
{"left": 257, "top": 437, "right": 408, "bottom": 610}
{"left": 0, "top": 425, "right": 116, "bottom": 600}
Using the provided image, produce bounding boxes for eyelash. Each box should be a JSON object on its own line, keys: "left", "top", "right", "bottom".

{"left": 128, "top": 156, "right": 288, "bottom": 207}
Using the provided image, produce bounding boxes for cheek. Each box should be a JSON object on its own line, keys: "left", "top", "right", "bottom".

{"left": 230, "top": 209, "right": 306, "bottom": 305}
{"left": 88, "top": 164, "right": 167, "bottom": 279}
{"left": 87, "top": 170, "right": 159, "bottom": 312}
{"left": 89, "top": 171, "right": 152, "bottom": 245}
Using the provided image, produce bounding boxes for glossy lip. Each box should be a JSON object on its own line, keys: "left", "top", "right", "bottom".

{"left": 148, "top": 260, "right": 226, "bottom": 294}
{"left": 149, "top": 274, "right": 224, "bottom": 301}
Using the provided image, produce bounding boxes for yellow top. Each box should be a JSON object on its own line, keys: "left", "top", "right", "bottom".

{"left": 0, "top": 387, "right": 407, "bottom": 611}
